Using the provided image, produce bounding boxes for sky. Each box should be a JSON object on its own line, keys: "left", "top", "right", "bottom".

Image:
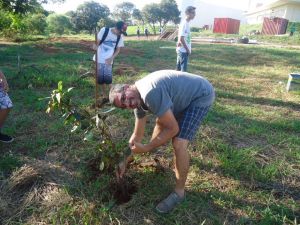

{"left": 42, "top": 0, "right": 265, "bottom": 14}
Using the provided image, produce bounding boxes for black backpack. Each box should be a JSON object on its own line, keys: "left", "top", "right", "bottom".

{"left": 99, "top": 27, "right": 121, "bottom": 52}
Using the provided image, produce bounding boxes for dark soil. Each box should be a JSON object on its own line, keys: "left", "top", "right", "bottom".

{"left": 112, "top": 177, "right": 137, "bottom": 204}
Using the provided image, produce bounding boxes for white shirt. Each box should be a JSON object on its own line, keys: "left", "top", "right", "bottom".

{"left": 94, "top": 27, "right": 124, "bottom": 64}
{"left": 176, "top": 19, "right": 191, "bottom": 54}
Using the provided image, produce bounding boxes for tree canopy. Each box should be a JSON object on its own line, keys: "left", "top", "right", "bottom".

{"left": 69, "top": 1, "right": 110, "bottom": 34}
{"left": 0, "top": 0, "right": 64, "bottom": 14}
{"left": 112, "top": 2, "right": 135, "bottom": 23}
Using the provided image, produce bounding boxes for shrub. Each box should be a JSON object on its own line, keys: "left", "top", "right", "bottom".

{"left": 191, "top": 27, "right": 201, "bottom": 32}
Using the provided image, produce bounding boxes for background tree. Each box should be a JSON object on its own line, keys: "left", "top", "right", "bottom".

{"left": 24, "top": 13, "right": 47, "bottom": 34}
{"left": 69, "top": 1, "right": 110, "bottom": 34}
{"left": 0, "top": 9, "right": 12, "bottom": 31}
{"left": 0, "top": 0, "right": 65, "bottom": 14}
{"left": 97, "top": 17, "right": 115, "bottom": 29}
{"left": 46, "top": 14, "right": 72, "bottom": 35}
{"left": 132, "top": 8, "right": 144, "bottom": 27}
{"left": 112, "top": 2, "right": 135, "bottom": 23}
{"left": 159, "top": 0, "right": 180, "bottom": 27}
{"left": 142, "top": 3, "right": 161, "bottom": 34}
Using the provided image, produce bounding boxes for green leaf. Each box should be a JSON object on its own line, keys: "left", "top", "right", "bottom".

{"left": 71, "top": 125, "right": 79, "bottom": 132}
{"left": 84, "top": 131, "right": 94, "bottom": 142}
{"left": 99, "top": 161, "right": 105, "bottom": 171}
{"left": 58, "top": 81, "right": 63, "bottom": 92}
{"left": 46, "top": 107, "right": 51, "bottom": 114}
{"left": 67, "top": 87, "right": 74, "bottom": 92}
{"left": 55, "top": 93, "right": 61, "bottom": 104}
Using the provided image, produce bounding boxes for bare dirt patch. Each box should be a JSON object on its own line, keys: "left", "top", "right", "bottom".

{"left": 0, "top": 158, "right": 74, "bottom": 224}
{"left": 114, "top": 63, "right": 139, "bottom": 76}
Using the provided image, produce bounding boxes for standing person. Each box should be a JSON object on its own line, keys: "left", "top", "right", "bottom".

{"left": 94, "top": 21, "right": 127, "bottom": 103}
{"left": 176, "top": 6, "right": 196, "bottom": 72}
{"left": 109, "top": 70, "right": 215, "bottom": 213}
{"left": 144, "top": 27, "right": 149, "bottom": 39}
{"left": 159, "top": 26, "right": 163, "bottom": 35}
{"left": 0, "top": 70, "right": 14, "bottom": 143}
{"left": 290, "top": 23, "right": 296, "bottom": 36}
{"left": 137, "top": 26, "right": 140, "bottom": 38}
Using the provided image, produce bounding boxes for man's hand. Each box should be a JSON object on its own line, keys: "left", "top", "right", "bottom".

{"left": 105, "top": 57, "right": 113, "bottom": 65}
{"left": 129, "top": 134, "right": 142, "bottom": 148}
{"left": 130, "top": 141, "right": 150, "bottom": 153}
{"left": 92, "top": 43, "right": 97, "bottom": 51}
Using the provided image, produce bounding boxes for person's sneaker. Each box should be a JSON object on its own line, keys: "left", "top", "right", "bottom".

{"left": 155, "top": 192, "right": 185, "bottom": 214}
{"left": 0, "top": 133, "right": 14, "bottom": 143}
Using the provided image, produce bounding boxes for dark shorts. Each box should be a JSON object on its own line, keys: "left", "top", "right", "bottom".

{"left": 176, "top": 51, "right": 189, "bottom": 72}
{"left": 176, "top": 105, "right": 211, "bottom": 141}
{"left": 0, "top": 90, "right": 13, "bottom": 109}
{"left": 97, "top": 63, "right": 112, "bottom": 84}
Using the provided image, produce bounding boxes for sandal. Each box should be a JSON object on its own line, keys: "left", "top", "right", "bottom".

{"left": 155, "top": 192, "right": 184, "bottom": 213}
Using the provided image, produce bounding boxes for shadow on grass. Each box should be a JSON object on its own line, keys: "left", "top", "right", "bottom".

{"left": 191, "top": 157, "right": 300, "bottom": 202}
{"left": 209, "top": 106, "right": 300, "bottom": 135}
{"left": 217, "top": 90, "right": 300, "bottom": 112}
{"left": 193, "top": 44, "right": 300, "bottom": 68}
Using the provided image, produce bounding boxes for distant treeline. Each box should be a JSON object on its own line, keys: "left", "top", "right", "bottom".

{"left": 0, "top": 0, "right": 180, "bottom": 39}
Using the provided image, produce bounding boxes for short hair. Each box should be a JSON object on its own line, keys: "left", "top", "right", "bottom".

{"left": 185, "top": 6, "right": 196, "bottom": 14}
{"left": 109, "top": 84, "right": 127, "bottom": 105}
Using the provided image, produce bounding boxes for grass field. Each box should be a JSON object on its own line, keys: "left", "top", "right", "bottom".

{"left": 0, "top": 36, "right": 299, "bottom": 225}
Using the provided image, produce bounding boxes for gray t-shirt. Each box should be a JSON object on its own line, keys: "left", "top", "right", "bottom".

{"left": 134, "top": 70, "right": 215, "bottom": 118}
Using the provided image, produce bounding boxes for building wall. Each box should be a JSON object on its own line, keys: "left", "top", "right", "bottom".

{"left": 246, "top": 3, "right": 300, "bottom": 24}
{"left": 286, "top": 4, "right": 300, "bottom": 21}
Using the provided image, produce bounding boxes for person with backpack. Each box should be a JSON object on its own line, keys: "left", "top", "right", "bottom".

{"left": 0, "top": 70, "right": 14, "bottom": 143}
{"left": 94, "top": 21, "right": 127, "bottom": 103}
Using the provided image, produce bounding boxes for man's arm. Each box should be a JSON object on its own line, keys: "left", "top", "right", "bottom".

{"left": 129, "top": 115, "right": 147, "bottom": 147}
{"left": 131, "top": 109, "right": 179, "bottom": 153}
{"left": 180, "top": 36, "right": 190, "bottom": 54}
{"left": 116, "top": 115, "right": 147, "bottom": 179}
{"left": 105, "top": 47, "right": 121, "bottom": 65}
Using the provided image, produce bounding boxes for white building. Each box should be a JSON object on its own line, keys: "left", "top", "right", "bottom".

{"left": 245, "top": 0, "right": 300, "bottom": 24}
{"left": 177, "top": 0, "right": 246, "bottom": 28}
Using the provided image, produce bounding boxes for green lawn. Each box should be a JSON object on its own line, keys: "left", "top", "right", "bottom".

{"left": 0, "top": 36, "right": 299, "bottom": 225}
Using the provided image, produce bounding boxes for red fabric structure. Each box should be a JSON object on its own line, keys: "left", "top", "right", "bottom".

{"left": 261, "top": 17, "right": 289, "bottom": 35}
{"left": 213, "top": 18, "right": 240, "bottom": 34}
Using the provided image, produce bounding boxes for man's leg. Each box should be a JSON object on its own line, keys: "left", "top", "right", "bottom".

{"left": 0, "top": 108, "right": 14, "bottom": 143}
{"left": 103, "top": 64, "right": 112, "bottom": 100}
{"left": 155, "top": 138, "right": 188, "bottom": 214}
{"left": 0, "top": 108, "right": 10, "bottom": 128}
{"left": 176, "top": 52, "right": 182, "bottom": 71}
{"left": 156, "top": 105, "right": 211, "bottom": 213}
{"left": 181, "top": 53, "right": 189, "bottom": 72}
{"left": 101, "top": 84, "right": 107, "bottom": 98}
{"left": 172, "top": 137, "right": 190, "bottom": 198}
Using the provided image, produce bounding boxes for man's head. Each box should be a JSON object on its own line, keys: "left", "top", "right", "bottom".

{"left": 109, "top": 84, "right": 141, "bottom": 109}
{"left": 115, "top": 21, "right": 128, "bottom": 36}
{"left": 185, "top": 6, "right": 196, "bottom": 20}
